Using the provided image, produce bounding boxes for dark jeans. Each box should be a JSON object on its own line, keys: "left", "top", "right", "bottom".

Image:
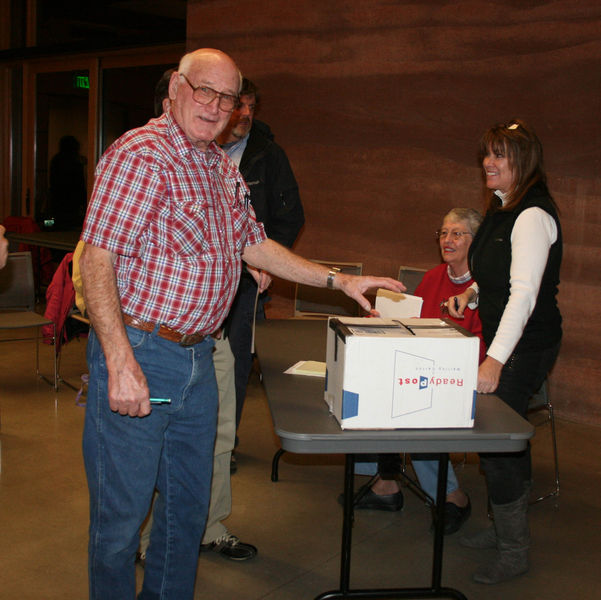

{"left": 479, "top": 342, "right": 561, "bottom": 505}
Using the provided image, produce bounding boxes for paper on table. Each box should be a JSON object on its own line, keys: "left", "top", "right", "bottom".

{"left": 284, "top": 360, "right": 327, "bottom": 377}
{"left": 375, "top": 289, "right": 423, "bottom": 318}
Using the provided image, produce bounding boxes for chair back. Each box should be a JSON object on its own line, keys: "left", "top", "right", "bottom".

{"left": 295, "top": 260, "right": 363, "bottom": 318}
{"left": 528, "top": 379, "right": 549, "bottom": 411}
{"left": 398, "top": 265, "right": 428, "bottom": 295}
{"left": 0, "top": 252, "right": 36, "bottom": 311}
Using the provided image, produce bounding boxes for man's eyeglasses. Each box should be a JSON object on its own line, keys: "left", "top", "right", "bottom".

{"left": 179, "top": 73, "right": 239, "bottom": 112}
{"left": 435, "top": 230, "right": 473, "bottom": 241}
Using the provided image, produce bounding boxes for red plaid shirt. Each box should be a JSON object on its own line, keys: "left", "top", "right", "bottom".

{"left": 81, "top": 112, "right": 266, "bottom": 335}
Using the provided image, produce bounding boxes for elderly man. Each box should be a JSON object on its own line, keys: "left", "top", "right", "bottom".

{"left": 137, "top": 67, "right": 257, "bottom": 566}
{"left": 80, "top": 48, "right": 403, "bottom": 600}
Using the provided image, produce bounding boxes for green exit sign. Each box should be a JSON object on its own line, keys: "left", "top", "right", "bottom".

{"left": 73, "top": 74, "right": 90, "bottom": 90}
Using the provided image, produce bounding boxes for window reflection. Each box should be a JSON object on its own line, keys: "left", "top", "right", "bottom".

{"left": 35, "top": 70, "right": 89, "bottom": 230}
{"left": 32, "top": 64, "right": 177, "bottom": 231}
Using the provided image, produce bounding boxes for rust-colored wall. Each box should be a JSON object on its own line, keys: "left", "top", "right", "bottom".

{"left": 187, "top": 0, "right": 601, "bottom": 425}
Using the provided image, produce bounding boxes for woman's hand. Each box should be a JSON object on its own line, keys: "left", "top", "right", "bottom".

{"left": 477, "top": 356, "right": 504, "bottom": 394}
{"left": 446, "top": 290, "right": 472, "bottom": 319}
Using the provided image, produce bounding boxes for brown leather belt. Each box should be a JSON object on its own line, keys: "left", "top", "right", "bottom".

{"left": 122, "top": 314, "right": 207, "bottom": 347}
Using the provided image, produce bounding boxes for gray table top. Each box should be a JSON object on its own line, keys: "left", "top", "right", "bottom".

{"left": 255, "top": 318, "right": 534, "bottom": 454}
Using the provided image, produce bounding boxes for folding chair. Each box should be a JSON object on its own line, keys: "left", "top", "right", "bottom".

{"left": 528, "top": 379, "right": 560, "bottom": 503}
{"left": 398, "top": 265, "right": 428, "bottom": 294}
{"left": 294, "top": 260, "right": 363, "bottom": 318}
{"left": 0, "top": 252, "right": 58, "bottom": 390}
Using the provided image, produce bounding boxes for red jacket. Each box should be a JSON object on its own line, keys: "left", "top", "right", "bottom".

{"left": 42, "top": 252, "right": 74, "bottom": 349}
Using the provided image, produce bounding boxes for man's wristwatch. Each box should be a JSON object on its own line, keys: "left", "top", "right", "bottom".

{"left": 327, "top": 267, "right": 341, "bottom": 289}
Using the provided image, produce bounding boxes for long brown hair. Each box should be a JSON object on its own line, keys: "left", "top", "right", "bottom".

{"left": 478, "top": 119, "right": 554, "bottom": 212}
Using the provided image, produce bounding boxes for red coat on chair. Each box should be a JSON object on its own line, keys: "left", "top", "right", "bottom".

{"left": 42, "top": 252, "right": 74, "bottom": 349}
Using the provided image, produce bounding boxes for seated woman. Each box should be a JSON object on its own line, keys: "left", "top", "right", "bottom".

{"left": 355, "top": 207, "right": 485, "bottom": 536}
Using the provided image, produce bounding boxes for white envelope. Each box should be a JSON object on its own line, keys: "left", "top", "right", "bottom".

{"left": 375, "top": 289, "right": 423, "bottom": 318}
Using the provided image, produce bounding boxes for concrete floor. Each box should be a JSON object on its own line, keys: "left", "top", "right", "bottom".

{"left": 0, "top": 328, "right": 599, "bottom": 600}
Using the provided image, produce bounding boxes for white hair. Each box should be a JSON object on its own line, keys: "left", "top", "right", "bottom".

{"left": 443, "top": 208, "right": 483, "bottom": 235}
{"left": 177, "top": 49, "right": 242, "bottom": 93}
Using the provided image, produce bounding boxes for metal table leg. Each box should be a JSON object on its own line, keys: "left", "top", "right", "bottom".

{"left": 271, "top": 448, "right": 286, "bottom": 482}
{"left": 315, "top": 453, "right": 468, "bottom": 600}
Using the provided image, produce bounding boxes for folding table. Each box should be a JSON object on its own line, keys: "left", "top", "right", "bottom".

{"left": 255, "top": 318, "right": 533, "bottom": 600}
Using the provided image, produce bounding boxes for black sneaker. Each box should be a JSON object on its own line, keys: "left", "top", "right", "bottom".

{"left": 201, "top": 533, "right": 257, "bottom": 561}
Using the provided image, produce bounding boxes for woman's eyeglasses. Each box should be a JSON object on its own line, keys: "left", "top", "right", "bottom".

{"left": 435, "top": 230, "right": 473, "bottom": 241}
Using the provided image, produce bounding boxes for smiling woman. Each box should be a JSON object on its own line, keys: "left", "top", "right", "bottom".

{"left": 351, "top": 206, "right": 484, "bottom": 536}
{"left": 482, "top": 149, "right": 514, "bottom": 194}
{"left": 418, "top": 207, "right": 485, "bottom": 362}
{"left": 436, "top": 207, "right": 482, "bottom": 280}
{"left": 452, "top": 119, "right": 562, "bottom": 585}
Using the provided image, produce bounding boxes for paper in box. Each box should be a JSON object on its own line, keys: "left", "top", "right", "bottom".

{"left": 324, "top": 317, "right": 478, "bottom": 429}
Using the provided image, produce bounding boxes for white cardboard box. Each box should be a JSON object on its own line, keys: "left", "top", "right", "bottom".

{"left": 324, "top": 317, "right": 479, "bottom": 429}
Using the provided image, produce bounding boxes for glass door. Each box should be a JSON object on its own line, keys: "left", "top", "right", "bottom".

{"left": 20, "top": 46, "right": 183, "bottom": 227}
{"left": 35, "top": 69, "right": 90, "bottom": 230}
{"left": 22, "top": 57, "right": 96, "bottom": 229}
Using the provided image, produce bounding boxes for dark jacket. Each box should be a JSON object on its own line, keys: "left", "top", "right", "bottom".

{"left": 239, "top": 120, "right": 304, "bottom": 249}
{"left": 469, "top": 182, "right": 562, "bottom": 354}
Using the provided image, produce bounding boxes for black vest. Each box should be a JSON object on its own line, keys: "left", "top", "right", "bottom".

{"left": 469, "top": 183, "right": 562, "bottom": 354}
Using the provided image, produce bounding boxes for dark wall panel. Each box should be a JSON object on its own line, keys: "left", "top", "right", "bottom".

{"left": 187, "top": 0, "right": 601, "bottom": 425}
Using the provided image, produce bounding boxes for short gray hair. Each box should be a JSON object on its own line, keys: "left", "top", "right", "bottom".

{"left": 443, "top": 208, "right": 483, "bottom": 235}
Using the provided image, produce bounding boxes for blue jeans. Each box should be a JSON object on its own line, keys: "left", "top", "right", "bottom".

{"left": 83, "top": 326, "right": 218, "bottom": 600}
{"left": 411, "top": 456, "right": 459, "bottom": 501}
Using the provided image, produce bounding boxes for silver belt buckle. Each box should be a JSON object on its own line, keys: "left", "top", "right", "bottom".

{"left": 179, "top": 333, "right": 194, "bottom": 347}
